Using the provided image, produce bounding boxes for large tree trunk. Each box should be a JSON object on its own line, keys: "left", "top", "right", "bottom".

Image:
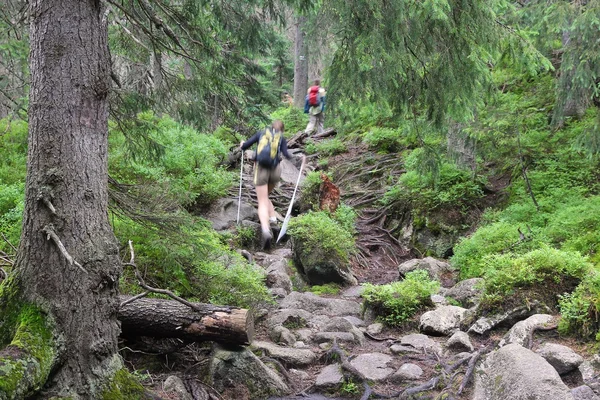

{"left": 0, "top": 0, "right": 123, "bottom": 398}
{"left": 118, "top": 297, "right": 254, "bottom": 345}
{"left": 293, "top": 15, "right": 308, "bottom": 108}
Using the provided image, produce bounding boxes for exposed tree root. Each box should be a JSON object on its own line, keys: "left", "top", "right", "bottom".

{"left": 0, "top": 304, "right": 58, "bottom": 400}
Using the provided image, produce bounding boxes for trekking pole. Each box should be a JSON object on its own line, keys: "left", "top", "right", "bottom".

{"left": 277, "top": 156, "right": 306, "bottom": 243}
{"left": 236, "top": 150, "right": 244, "bottom": 225}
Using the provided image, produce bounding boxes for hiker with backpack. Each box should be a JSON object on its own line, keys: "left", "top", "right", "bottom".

{"left": 240, "top": 120, "right": 304, "bottom": 249}
{"left": 304, "top": 79, "right": 326, "bottom": 135}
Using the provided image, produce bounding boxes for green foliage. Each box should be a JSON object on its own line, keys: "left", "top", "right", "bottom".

{"left": 113, "top": 215, "right": 270, "bottom": 309}
{"left": 558, "top": 271, "right": 600, "bottom": 339}
{"left": 232, "top": 225, "right": 256, "bottom": 248}
{"left": 109, "top": 113, "right": 234, "bottom": 208}
{"left": 481, "top": 246, "right": 589, "bottom": 299}
{"left": 309, "top": 283, "right": 341, "bottom": 296}
{"left": 288, "top": 211, "right": 356, "bottom": 264}
{"left": 305, "top": 138, "right": 346, "bottom": 157}
{"left": 333, "top": 204, "right": 357, "bottom": 235}
{"left": 299, "top": 171, "right": 325, "bottom": 212}
{"left": 384, "top": 149, "right": 484, "bottom": 216}
{"left": 362, "top": 270, "right": 439, "bottom": 326}
{"left": 340, "top": 379, "right": 360, "bottom": 395}
{"left": 270, "top": 106, "right": 308, "bottom": 135}
{"left": 363, "top": 127, "right": 404, "bottom": 153}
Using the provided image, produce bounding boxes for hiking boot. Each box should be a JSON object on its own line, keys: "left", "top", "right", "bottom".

{"left": 261, "top": 229, "right": 273, "bottom": 250}
{"left": 269, "top": 219, "right": 280, "bottom": 239}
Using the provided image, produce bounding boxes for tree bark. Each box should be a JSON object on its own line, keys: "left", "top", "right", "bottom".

{"left": 0, "top": 0, "right": 123, "bottom": 398}
{"left": 293, "top": 15, "right": 308, "bottom": 108}
{"left": 118, "top": 297, "right": 254, "bottom": 345}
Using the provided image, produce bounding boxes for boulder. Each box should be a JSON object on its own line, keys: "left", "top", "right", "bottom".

{"left": 536, "top": 343, "right": 584, "bottom": 375}
{"left": 269, "top": 325, "right": 296, "bottom": 346}
{"left": 163, "top": 376, "right": 195, "bottom": 400}
{"left": 390, "top": 363, "right": 424, "bottom": 382}
{"left": 499, "top": 314, "right": 555, "bottom": 348}
{"left": 572, "top": 385, "right": 600, "bottom": 400}
{"left": 349, "top": 353, "right": 394, "bottom": 382}
{"left": 419, "top": 305, "right": 468, "bottom": 336}
{"left": 292, "top": 238, "right": 357, "bottom": 286}
{"left": 322, "top": 317, "right": 365, "bottom": 345}
{"left": 446, "top": 331, "right": 474, "bottom": 352}
{"left": 279, "top": 292, "right": 361, "bottom": 317}
{"left": 444, "top": 277, "right": 484, "bottom": 307}
{"left": 251, "top": 341, "right": 317, "bottom": 367}
{"left": 205, "top": 198, "right": 256, "bottom": 231}
{"left": 208, "top": 345, "right": 289, "bottom": 399}
{"left": 398, "top": 257, "right": 456, "bottom": 287}
{"left": 399, "top": 333, "right": 442, "bottom": 354}
{"left": 314, "top": 364, "right": 344, "bottom": 389}
{"left": 468, "top": 302, "right": 551, "bottom": 335}
{"left": 473, "top": 343, "right": 574, "bottom": 400}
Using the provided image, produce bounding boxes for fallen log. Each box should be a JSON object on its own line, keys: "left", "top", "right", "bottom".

{"left": 118, "top": 296, "right": 254, "bottom": 345}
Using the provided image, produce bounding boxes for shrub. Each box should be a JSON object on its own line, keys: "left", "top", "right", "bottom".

{"left": 113, "top": 215, "right": 271, "bottom": 309}
{"left": 558, "top": 271, "right": 600, "bottom": 339}
{"left": 305, "top": 138, "right": 346, "bottom": 156}
{"left": 288, "top": 211, "right": 355, "bottom": 264}
{"left": 270, "top": 106, "right": 308, "bottom": 135}
{"left": 479, "top": 246, "right": 591, "bottom": 310}
{"left": 333, "top": 204, "right": 357, "bottom": 235}
{"left": 362, "top": 270, "right": 439, "bottom": 326}
{"left": 363, "top": 127, "right": 402, "bottom": 152}
{"left": 298, "top": 171, "right": 325, "bottom": 212}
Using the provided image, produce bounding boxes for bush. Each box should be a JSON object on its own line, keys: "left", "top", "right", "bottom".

{"left": 270, "top": 106, "right": 308, "bottom": 135}
{"left": 558, "top": 271, "right": 600, "bottom": 339}
{"left": 305, "top": 138, "right": 346, "bottom": 156}
{"left": 363, "top": 127, "right": 402, "bottom": 152}
{"left": 109, "top": 113, "right": 234, "bottom": 208}
{"left": 288, "top": 211, "right": 356, "bottom": 264}
{"left": 113, "top": 215, "right": 271, "bottom": 309}
{"left": 298, "top": 171, "right": 325, "bottom": 212}
{"left": 479, "top": 246, "right": 591, "bottom": 310}
{"left": 362, "top": 270, "right": 439, "bottom": 326}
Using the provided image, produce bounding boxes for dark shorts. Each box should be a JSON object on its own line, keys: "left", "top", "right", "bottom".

{"left": 253, "top": 162, "right": 282, "bottom": 189}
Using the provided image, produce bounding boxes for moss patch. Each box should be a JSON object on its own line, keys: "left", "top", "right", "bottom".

{"left": 0, "top": 304, "right": 57, "bottom": 399}
{"left": 101, "top": 369, "right": 146, "bottom": 400}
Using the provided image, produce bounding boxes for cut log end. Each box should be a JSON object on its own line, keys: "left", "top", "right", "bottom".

{"left": 118, "top": 296, "right": 254, "bottom": 346}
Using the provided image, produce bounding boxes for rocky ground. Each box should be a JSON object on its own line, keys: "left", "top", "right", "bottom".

{"left": 123, "top": 143, "right": 600, "bottom": 400}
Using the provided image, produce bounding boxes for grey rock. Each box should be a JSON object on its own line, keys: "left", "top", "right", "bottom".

{"left": 294, "top": 341, "right": 309, "bottom": 349}
{"left": 292, "top": 236, "right": 358, "bottom": 285}
{"left": 289, "top": 369, "right": 310, "bottom": 381}
{"left": 446, "top": 331, "right": 474, "bottom": 352}
{"left": 343, "top": 316, "right": 366, "bottom": 327}
{"left": 400, "top": 333, "right": 442, "bottom": 354}
{"left": 431, "top": 294, "right": 448, "bottom": 305}
{"left": 473, "top": 343, "right": 573, "bottom": 400}
{"left": 391, "top": 363, "right": 424, "bottom": 382}
{"left": 315, "top": 364, "right": 344, "bottom": 389}
{"left": 268, "top": 309, "right": 313, "bottom": 328}
{"left": 269, "top": 288, "right": 288, "bottom": 299}
{"left": 536, "top": 343, "right": 584, "bottom": 375}
{"left": 322, "top": 317, "right": 365, "bottom": 345}
{"left": 266, "top": 270, "right": 293, "bottom": 294}
{"left": 341, "top": 285, "right": 365, "bottom": 298}
{"left": 252, "top": 341, "right": 317, "bottom": 367}
{"left": 499, "top": 314, "right": 555, "bottom": 348}
{"left": 269, "top": 325, "right": 296, "bottom": 346}
{"left": 398, "top": 257, "right": 456, "bottom": 287}
{"left": 390, "top": 344, "right": 422, "bottom": 355}
{"left": 209, "top": 345, "right": 289, "bottom": 399}
{"left": 366, "top": 323, "right": 384, "bottom": 336}
{"left": 266, "top": 259, "right": 293, "bottom": 276}
{"left": 280, "top": 158, "right": 304, "bottom": 185}
{"left": 205, "top": 198, "right": 256, "bottom": 231}
{"left": 163, "top": 376, "right": 194, "bottom": 400}
{"left": 419, "top": 305, "right": 468, "bottom": 336}
{"left": 295, "top": 328, "right": 313, "bottom": 343}
{"left": 313, "top": 332, "right": 356, "bottom": 344}
{"left": 279, "top": 292, "right": 361, "bottom": 317}
{"left": 349, "top": 353, "right": 394, "bottom": 382}
{"left": 468, "top": 302, "right": 551, "bottom": 335}
{"left": 445, "top": 278, "right": 484, "bottom": 308}
{"left": 572, "top": 386, "right": 600, "bottom": 400}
